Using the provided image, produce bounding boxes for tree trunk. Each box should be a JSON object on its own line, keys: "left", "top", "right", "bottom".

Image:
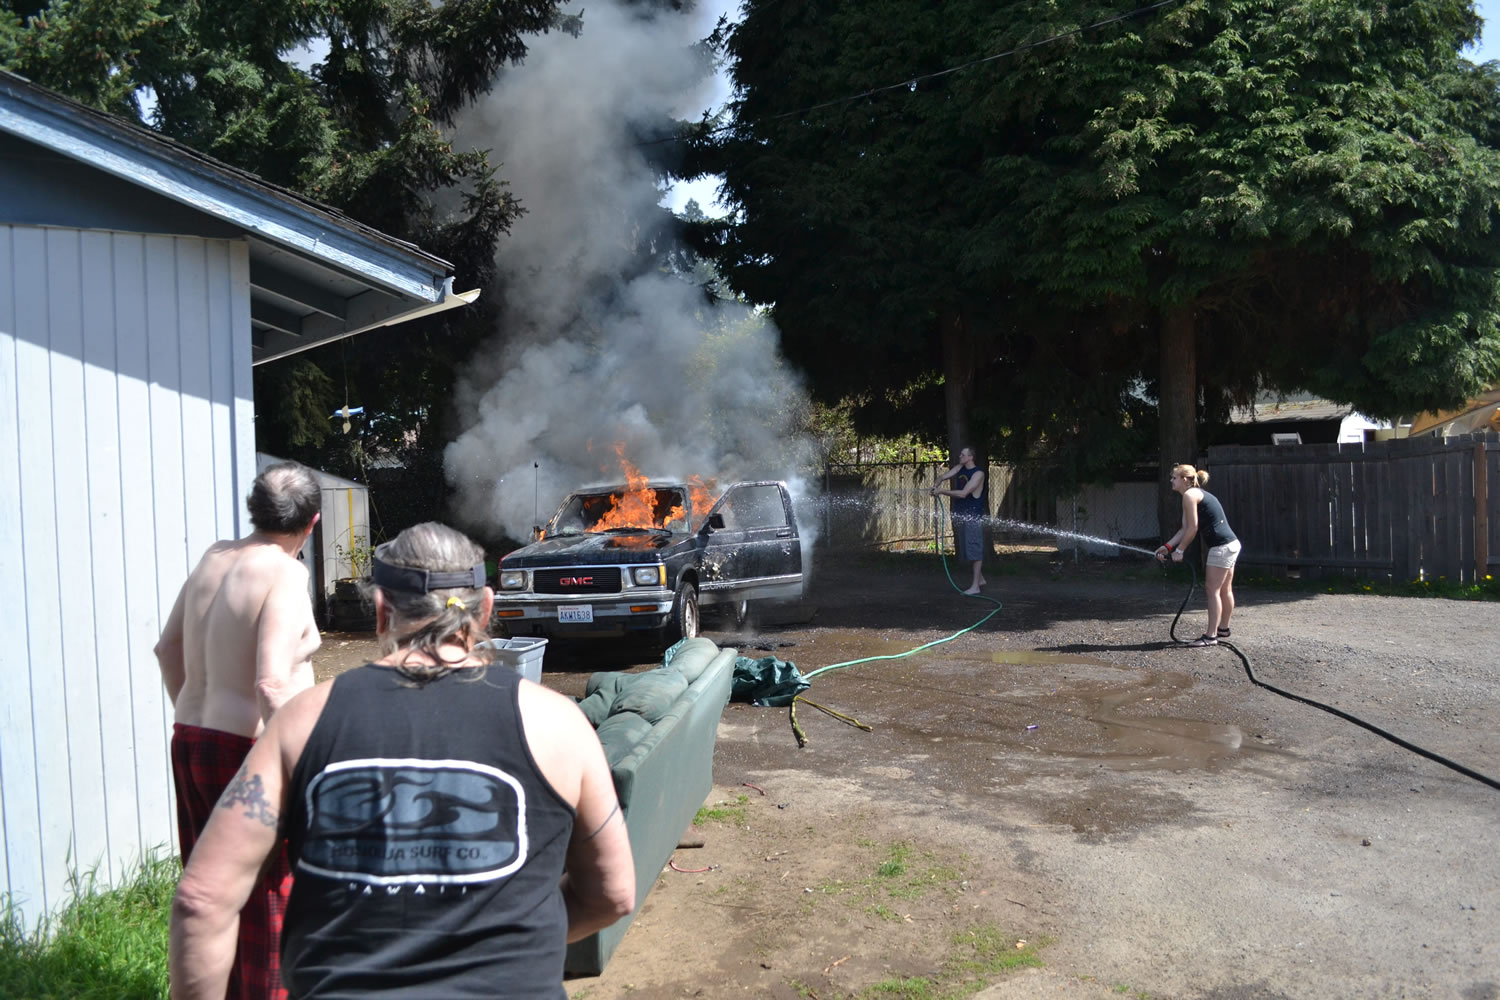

{"left": 940, "top": 309, "right": 975, "bottom": 456}
{"left": 940, "top": 308, "right": 988, "bottom": 556}
{"left": 1158, "top": 304, "right": 1198, "bottom": 538}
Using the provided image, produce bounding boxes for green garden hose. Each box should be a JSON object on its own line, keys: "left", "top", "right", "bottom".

{"left": 789, "top": 497, "right": 1004, "bottom": 745}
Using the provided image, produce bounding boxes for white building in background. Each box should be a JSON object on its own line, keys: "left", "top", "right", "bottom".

{"left": 0, "top": 70, "right": 474, "bottom": 922}
{"left": 1227, "top": 393, "right": 1402, "bottom": 445}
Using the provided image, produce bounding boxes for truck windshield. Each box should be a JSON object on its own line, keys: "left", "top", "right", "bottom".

{"left": 548, "top": 487, "right": 690, "bottom": 536}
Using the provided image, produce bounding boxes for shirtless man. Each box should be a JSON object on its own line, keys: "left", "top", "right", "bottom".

{"left": 156, "top": 460, "right": 322, "bottom": 1000}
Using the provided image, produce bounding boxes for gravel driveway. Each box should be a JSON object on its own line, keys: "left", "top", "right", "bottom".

{"left": 313, "top": 549, "right": 1499, "bottom": 999}
{"left": 569, "top": 552, "right": 1500, "bottom": 1000}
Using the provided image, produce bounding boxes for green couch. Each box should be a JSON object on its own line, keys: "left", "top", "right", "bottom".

{"left": 564, "top": 638, "right": 737, "bottom": 976}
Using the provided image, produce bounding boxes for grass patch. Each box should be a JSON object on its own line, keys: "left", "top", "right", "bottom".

{"left": 693, "top": 794, "right": 750, "bottom": 826}
{"left": 836, "top": 924, "right": 1046, "bottom": 1000}
{"left": 0, "top": 853, "right": 179, "bottom": 1000}
{"left": 876, "top": 843, "right": 910, "bottom": 879}
{"left": 816, "top": 841, "right": 965, "bottom": 904}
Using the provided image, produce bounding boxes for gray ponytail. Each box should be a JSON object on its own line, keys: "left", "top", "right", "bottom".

{"left": 368, "top": 522, "right": 493, "bottom": 682}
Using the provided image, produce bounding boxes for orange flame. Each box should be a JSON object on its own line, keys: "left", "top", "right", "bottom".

{"left": 585, "top": 444, "right": 721, "bottom": 532}
{"left": 685, "top": 474, "right": 718, "bottom": 529}
{"left": 592, "top": 447, "right": 660, "bottom": 531}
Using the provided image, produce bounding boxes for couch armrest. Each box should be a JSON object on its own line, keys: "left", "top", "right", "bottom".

{"left": 564, "top": 646, "right": 736, "bottom": 975}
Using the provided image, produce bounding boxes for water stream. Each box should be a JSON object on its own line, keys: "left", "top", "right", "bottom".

{"left": 799, "top": 494, "right": 1158, "bottom": 558}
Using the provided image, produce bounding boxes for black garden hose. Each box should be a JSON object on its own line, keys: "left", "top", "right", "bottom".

{"left": 1162, "top": 559, "right": 1500, "bottom": 793}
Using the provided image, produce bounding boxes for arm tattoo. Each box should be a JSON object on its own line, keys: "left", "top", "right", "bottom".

{"left": 218, "top": 762, "right": 279, "bottom": 828}
{"left": 582, "top": 801, "right": 620, "bottom": 841}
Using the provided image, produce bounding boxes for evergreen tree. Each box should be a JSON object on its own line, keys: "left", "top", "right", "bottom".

{"left": 685, "top": 0, "right": 1500, "bottom": 515}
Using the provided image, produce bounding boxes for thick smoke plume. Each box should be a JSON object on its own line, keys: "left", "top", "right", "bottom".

{"left": 445, "top": 1, "right": 814, "bottom": 541}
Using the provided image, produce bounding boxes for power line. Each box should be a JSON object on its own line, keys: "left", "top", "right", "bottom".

{"left": 641, "top": 0, "right": 1184, "bottom": 147}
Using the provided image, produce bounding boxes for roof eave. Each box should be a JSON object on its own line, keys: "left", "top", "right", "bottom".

{"left": 253, "top": 284, "right": 481, "bottom": 365}
{"left": 0, "top": 72, "right": 453, "bottom": 304}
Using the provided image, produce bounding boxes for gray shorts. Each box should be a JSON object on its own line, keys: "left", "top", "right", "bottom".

{"left": 1206, "top": 539, "right": 1241, "bottom": 570}
{"left": 953, "top": 518, "right": 985, "bottom": 562}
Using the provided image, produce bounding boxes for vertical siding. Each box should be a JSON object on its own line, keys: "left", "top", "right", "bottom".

{"left": 81, "top": 230, "right": 133, "bottom": 883}
{"left": 0, "top": 225, "right": 26, "bottom": 899}
{"left": 228, "top": 242, "right": 256, "bottom": 538}
{"left": 113, "top": 233, "right": 162, "bottom": 857}
{"left": 11, "top": 225, "right": 71, "bottom": 914}
{"left": 143, "top": 235, "right": 187, "bottom": 858}
{"left": 47, "top": 230, "right": 110, "bottom": 887}
{"left": 0, "top": 226, "right": 247, "bottom": 919}
{"left": 206, "top": 242, "right": 237, "bottom": 541}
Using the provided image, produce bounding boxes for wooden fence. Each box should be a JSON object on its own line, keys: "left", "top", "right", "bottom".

{"left": 821, "top": 461, "right": 1059, "bottom": 552}
{"left": 1205, "top": 433, "right": 1499, "bottom": 583}
{"left": 824, "top": 436, "right": 1499, "bottom": 581}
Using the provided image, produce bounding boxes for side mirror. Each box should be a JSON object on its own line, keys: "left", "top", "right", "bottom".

{"left": 706, "top": 512, "right": 726, "bottom": 531}
{"left": 531, "top": 525, "right": 543, "bottom": 541}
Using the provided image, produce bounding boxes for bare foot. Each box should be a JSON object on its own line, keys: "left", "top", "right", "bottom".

{"left": 961, "top": 586, "right": 982, "bottom": 596}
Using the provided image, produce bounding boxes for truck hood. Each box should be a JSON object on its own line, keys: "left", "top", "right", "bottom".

{"left": 500, "top": 531, "right": 694, "bottom": 567}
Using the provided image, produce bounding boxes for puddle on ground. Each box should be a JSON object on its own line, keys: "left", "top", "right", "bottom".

{"left": 993, "top": 649, "right": 1119, "bottom": 669}
{"left": 813, "top": 647, "right": 1285, "bottom": 776}
{"left": 722, "top": 640, "right": 1289, "bottom": 835}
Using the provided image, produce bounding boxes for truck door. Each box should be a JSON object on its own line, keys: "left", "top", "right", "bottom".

{"left": 703, "top": 482, "right": 803, "bottom": 604}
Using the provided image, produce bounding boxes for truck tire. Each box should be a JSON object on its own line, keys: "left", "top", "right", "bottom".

{"left": 670, "top": 581, "right": 699, "bottom": 642}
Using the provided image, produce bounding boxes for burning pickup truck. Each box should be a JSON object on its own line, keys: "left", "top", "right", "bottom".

{"left": 493, "top": 478, "right": 804, "bottom": 645}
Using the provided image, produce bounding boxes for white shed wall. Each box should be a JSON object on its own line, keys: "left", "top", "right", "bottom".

{"left": 317, "top": 478, "right": 372, "bottom": 590}
{"left": 0, "top": 225, "right": 254, "bottom": 918}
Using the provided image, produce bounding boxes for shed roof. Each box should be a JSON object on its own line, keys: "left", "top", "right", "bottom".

{"left": 0, "top": 70, "right": 476, "bottom": 364}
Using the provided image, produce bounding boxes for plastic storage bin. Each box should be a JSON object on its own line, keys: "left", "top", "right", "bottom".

{"left": 478, "top": 637, "right": 548, "bottom": 683}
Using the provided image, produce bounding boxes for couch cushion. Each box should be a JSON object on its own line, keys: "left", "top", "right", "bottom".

{"left": 663, "top": 638, "right": 720, "bottom": 683}
{"left": 586, "top": 671, "right": 629, "bottom": 700}
{"left": 576, "top": 690, "right": 613, "bottom": 728}
{"left": 594, "top": 711, "right": 655, "bottom": 768}
{"left": 609, "top": 669, "right": 688, "bottom": 724}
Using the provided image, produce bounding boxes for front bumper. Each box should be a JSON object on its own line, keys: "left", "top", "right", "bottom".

{"left": 492, "top": 589, "right": 675, "bottom": 635}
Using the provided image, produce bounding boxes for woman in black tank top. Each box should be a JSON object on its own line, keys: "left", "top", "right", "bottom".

{"left": 169, "top": 522, "right": 636, "bottom": 999}
{"left": 1155, "top": 464, "right": 1240, "bottom": 647}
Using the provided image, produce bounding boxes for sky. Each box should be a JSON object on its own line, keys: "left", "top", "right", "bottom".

{"left": 658, "top": 0, "right": 737, "bottom": 215}
{"left": 1473, "top": 0, "right": 1500, "bottom": 62}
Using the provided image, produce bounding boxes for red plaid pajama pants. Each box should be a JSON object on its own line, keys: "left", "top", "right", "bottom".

{"left": 172, "top": 723, "right": 292, "bottom": 1000}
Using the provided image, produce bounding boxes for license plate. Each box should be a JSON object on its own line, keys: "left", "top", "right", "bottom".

{"left": 558, "top": 604, "right": 593, "bottom": 623}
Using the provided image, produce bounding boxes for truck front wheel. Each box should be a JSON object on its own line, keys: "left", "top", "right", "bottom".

{"left": 669, "top": 581, "right": 699, "bottom": 643}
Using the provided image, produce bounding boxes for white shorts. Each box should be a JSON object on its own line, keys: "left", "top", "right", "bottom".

{"left": 1206, "top": 539, "right": 1241, "bottom": 570}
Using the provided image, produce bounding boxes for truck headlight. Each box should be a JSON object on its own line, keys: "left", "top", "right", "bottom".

{"left": 632, "top": 566, "right": 664, "bottom": 586}
{"left": 499, "top": 570, "right": 528, "bottom": 590}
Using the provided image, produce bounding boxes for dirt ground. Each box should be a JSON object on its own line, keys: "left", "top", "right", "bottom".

{"left": 312, "top": 551, "right": 1500, "bottom": 1000}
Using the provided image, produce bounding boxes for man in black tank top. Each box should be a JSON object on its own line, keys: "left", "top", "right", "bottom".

{"left": 169, "top": 523, "right": 636, "bottom": 999}
{"left": 932, "top": 446, "right": 988, "bottom": 595}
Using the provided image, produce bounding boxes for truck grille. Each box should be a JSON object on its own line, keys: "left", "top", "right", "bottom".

{"left": 532, "top": 568, "right": 622, "bottom": 595}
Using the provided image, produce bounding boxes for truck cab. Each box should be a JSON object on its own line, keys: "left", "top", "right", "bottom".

{"left": 494, "top": 480, "right": 804, "bottom": 647}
